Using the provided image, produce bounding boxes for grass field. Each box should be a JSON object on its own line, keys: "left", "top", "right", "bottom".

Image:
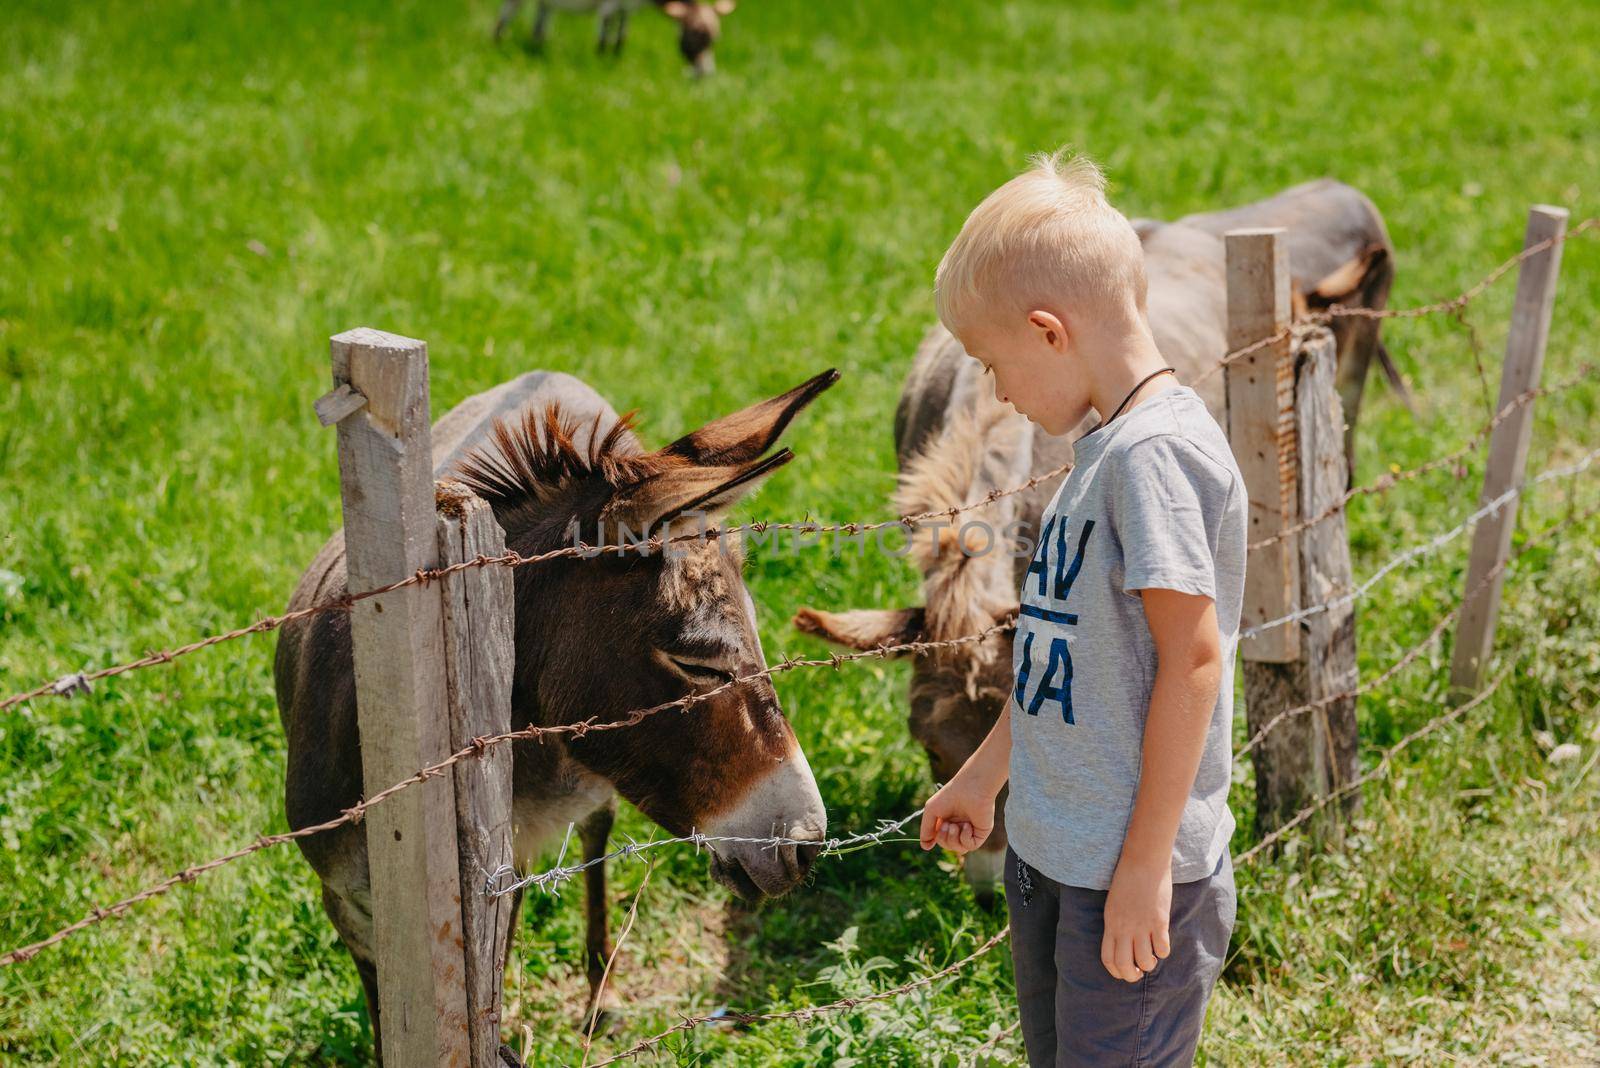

{"left": 3, "top": 0, "right": 1600, "bottom": 1063}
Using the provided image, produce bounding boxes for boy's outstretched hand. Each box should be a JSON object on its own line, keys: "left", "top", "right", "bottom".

{"left": 918, "top": 775, "right": 998, "bottom": 855}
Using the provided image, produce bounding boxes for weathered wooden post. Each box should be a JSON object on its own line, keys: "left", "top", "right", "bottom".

{"left": 325, "top": 327, "right": 472, "bottom": 1066}
{"left": 1225, "top": 231, "right": 1360, "bottom": 837}
{"left": 1450, "top": 206, "right": 1569, "bottom": 696}
{"left": 435, "top": 481, "right": 516, "bottom": 1065}
{"left": 1226, "top": 229, "right": 1300, "bottom": 665}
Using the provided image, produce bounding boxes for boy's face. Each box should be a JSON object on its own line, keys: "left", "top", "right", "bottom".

{"left": 954, "top": 309, "right": 1091, "bottom": 437}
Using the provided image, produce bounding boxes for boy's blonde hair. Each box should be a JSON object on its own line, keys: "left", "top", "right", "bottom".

{"left": 934, "top": 149, "right": 1147, "bottom": 338}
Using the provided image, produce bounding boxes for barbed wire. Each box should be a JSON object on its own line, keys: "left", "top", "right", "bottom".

{"left": 0, "top": 622, "right": 1011, "bottom": 969}
{"left": 1319, "top": 217, "right": 1597, "bottom": 323}
{"left": 572, "top": 651, "right": 1528, "bottom": 1064}
{"left": 1234, "top": 664, "right": 1511, "bottom": 867}
{"left": 962, "top": 1019, "right": 1022, "bottom": 1066}
{"left": 1247, "top": 362, "right": 1597, "bottom": 553}
{"left": 9, "top": 454, "right": 1597, "bottom": 967}
{"left": 580, "top": 925, "right": 1013, "bottom": 1068}
{"left": 564, "top": 646, "right": 1523, "bottom": 1062}
{"left": 0, "top": 467, "right": 1065, "bottom": 715}
{"left": 7, "top": 489, "right": 1591, "bottom": 1068}
{"left": 1240, "top": 443, "right": 1600, "bottom": 640}
{"left": 1234, "top": 494, "right": 1600, "bottom": 762}
{"left": 485, "top": 809, "right": 926, "bottom": 899}
{"left": 1191, "top": 216, "right": 1598, "bottom": 389}
{"left": 9, "top": 430, "right": 1597, "bottom": 969}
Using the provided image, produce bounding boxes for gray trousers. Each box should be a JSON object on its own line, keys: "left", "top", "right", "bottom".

{"left": 1003, "top": 846, "right": 1235, "bottom": 1067}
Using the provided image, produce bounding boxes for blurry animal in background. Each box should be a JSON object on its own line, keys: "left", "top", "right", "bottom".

{"left": 494, "top": 0, "right": 736, "bottom": 76}
{"left": 662, "top": 0, "right": 736, "bottom": 76}
{"left": 495, "top": 0, "right": 646, "bottom": 55}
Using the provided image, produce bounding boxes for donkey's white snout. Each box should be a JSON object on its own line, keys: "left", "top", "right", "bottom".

{"left": 704, "top": 746, "right": 827, "bottom": 898}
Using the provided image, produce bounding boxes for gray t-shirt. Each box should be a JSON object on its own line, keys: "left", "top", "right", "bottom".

{"left": 1005, "top": 384, "right": 1246, "bottom": 890}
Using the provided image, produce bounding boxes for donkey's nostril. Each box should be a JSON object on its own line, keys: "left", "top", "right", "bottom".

{"left": 795, "top": 841, "right": 823, "bottom": 872}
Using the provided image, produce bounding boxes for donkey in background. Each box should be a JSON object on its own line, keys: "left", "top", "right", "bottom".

{"left": 495, "top": 0, "right": 736, "bottom": 76}
{"left": 275, "top": 367, "right": 837, "bottom": 1059}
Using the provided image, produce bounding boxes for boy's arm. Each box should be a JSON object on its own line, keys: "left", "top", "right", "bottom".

{"left": 1102, "top": 587, "right": 1223, "bottom": 983}
{"left": 918, "top": 702, "right": 1012, "bottom": 855}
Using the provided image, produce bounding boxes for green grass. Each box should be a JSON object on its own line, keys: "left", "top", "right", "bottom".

{"left": 3, "top": 0, "right": 1599, "bottom": 1063}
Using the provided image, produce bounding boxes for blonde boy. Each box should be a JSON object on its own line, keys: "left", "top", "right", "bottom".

{"left": 919, "top": 151, "right": 1246, "bottom": 1066}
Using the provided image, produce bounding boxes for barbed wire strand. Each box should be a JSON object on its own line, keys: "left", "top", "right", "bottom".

{"left": 8, "top": 485, "right": 1589, "bottom": 1067}
{"left": 1191, "top": 217, "right": 1598, "bottom": 389}
{"left": 1240, "top": 443, "right": 1600, "bottom": 640}
{"left": 1234, "top": 494, "right": 1600, "bottom": 762}
{"left": 579, "top": 926, "right": 1013, "bottom": 1068}
{"left": 0, "top": 469, "right": 1065, "bottom": 715}
{"left": 486, "top": 809, "right": 926, "bottom": 900}
{"left": 1234, "top": 664, "right": 1512, "bottom": 867}
{"left": 1248, "top": 362, "right": 1597, "bottom": 552}
{"left": 0, "top": 623, "right": 1011, "bottom": 969}
{"left": 963, "top": 1019, "right": 1023, "bottom": 1067}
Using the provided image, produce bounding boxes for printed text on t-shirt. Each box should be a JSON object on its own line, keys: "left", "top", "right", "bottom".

{"left": 1014, "top": 514, "right": 1095, "bottom": 724}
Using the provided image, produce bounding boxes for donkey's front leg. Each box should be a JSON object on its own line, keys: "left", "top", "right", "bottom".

{"left": 531, "top": 1, "right": 552, "bottom": 48}
{"left": 578, "top": 800, "right": 622, "bottom": 1031}
{"left": 493, "top": 0, "right": 523, "bottom": 41}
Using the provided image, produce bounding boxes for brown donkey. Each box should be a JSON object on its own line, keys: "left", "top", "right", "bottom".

{"left": 275, "top": 367, "right": 837, "bottom": 1057}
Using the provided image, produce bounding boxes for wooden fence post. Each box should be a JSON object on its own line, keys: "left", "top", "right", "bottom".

{"left": 1226, "top": 234, "right": 1360, "bottom": 837}
{"left": 328, "top": 328, "right": 472, "bottom": 1067}
{"left": 1226, "top": 228, "right": 1300, "bottom": 664}
{"left": 1449, "top": 206, "right": 1569, "bottom": 696}
{"left": 436, "top": 481, "right": 516, "bottom": 1066}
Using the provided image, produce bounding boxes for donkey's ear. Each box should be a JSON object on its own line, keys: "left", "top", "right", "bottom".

{"left": 1306, "top": 244, "right": 1388, "bottom": 307}
{"left": 791, "top": 605, "right": 927, "bottom": 657}
{"left": 661, "top": 369, "right": 840, "bottom": 466}
{"left": 600, "top": 449, "right": 793, "bottom": 535}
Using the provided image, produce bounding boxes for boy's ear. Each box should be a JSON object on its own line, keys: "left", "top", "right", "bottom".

{"left": 1026, "top": 309, "right": 1068, "bottom": 350}
{"left": 713, "top": 0, "right": 736, "bottom": 14}
{"left": 662, "top": 1, "right": 691, "bottom": 18}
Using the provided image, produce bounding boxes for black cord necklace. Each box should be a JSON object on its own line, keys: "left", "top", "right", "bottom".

{"left": 1103, "top": 366, "right": 1177, "bottom": 426}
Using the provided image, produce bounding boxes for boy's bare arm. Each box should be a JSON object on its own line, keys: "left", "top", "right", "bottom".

{"left": 1102, "top": 587, "right": 1223, "bottom": 983}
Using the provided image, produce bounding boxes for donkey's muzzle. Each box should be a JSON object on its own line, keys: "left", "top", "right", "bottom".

{"left": 702, "top": 746, "right": 828, "bottom": 899}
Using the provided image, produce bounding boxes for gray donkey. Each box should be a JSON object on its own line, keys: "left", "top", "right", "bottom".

{"left": 275, "top": 366, "right": 837, "bottom": 1058}
{"left": 795, "top": 179, "right": 1397, "bottom": 905}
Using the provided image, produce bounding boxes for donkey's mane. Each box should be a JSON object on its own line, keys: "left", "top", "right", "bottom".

{"left": 455, "top": 401, "right": 655, "bottom": 511}
{"left": 893, "top": 395, "right": 1025, "bottom": 650}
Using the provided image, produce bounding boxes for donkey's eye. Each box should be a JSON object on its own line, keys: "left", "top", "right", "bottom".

{"left": 663, "top": 654, "right": 738, "bottom": 685}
